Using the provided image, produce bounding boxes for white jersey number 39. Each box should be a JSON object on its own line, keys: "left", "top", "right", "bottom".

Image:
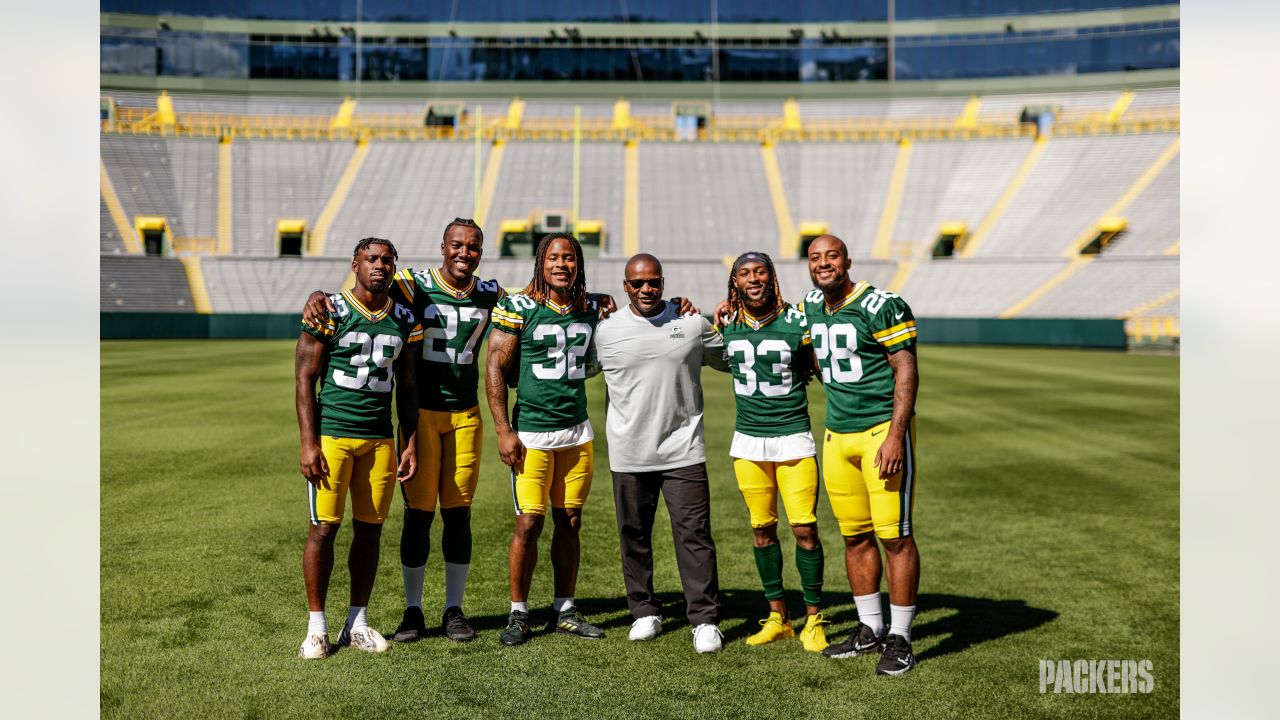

{"left": 333, "top": 332, "right": 404, "bottom": 392}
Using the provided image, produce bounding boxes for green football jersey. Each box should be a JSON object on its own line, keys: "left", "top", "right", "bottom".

{"left": 391, "top": 267, "right": 506, "bottom": 412}
{"left": 718, "top": 304, "right": 812, "bottom": 438}
{"left": 302, "top": 290, "right": 423, "bottom": 439}
{"left": 801, "top": 282, "right": 917, "bottom": 433}
{"left": 491, "top": 293, "right": 600, "bottom": 433}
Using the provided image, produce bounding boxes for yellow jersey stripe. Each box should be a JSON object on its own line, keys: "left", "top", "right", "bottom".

{"left": 491, "top": 308, "right": 523, "bottom": 323}
{"left": 302, "top": 320, "right": 336, "bottom": 336}
{"left": 873, "top": 320, "right": 916, "bottom": 339}
{"left": 394, "top": 270, "right": 415, "bottom": 302}
{"left": 879, "top": 329, "right": 918, "bottom": 346}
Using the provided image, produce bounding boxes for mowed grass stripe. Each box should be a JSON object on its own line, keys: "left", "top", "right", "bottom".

{"left": 102, "top": 341, "right": 1177, "bottom": 719}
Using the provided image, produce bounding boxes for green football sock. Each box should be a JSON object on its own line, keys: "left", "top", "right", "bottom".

{"left": 795, "top": 544, "right": 824, "bottom": 608}
{"left": 753, "top": 543, "right": 785, "bottom": 601}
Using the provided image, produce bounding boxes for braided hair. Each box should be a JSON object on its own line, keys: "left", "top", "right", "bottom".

{"left": 524, "top": 232, "right": 589, "bottom": 312}
{"left": 725, "top": 251, "right": 784, "bottom": 327}
{"left": 443, "top": 217, "right": 483, "bottom": 243}
{"left": 353, "top": 236, "right": 398, "bottom": 259}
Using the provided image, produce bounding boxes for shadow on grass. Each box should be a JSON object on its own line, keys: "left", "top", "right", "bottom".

{"left": 910, "top": 593, "right": 1058, "bottom": 661}
{"left": 448, "top": 591, "right": 1056, "bottom": 654}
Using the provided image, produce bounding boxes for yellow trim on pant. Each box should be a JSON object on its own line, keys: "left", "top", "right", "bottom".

{"left": 732, "top": 456, "right": 819, "bottom": 528}
{"left": 511, "top": 441, "right": 595, "bottom": 516}
{"left": 311, "top": 436, "right": 397, "bottom": 525}
{"left": 402, "top": 406, "right": 483, "bottom": 511}
{"left": 822, "top": 419, "right": 917, "bottom": 539}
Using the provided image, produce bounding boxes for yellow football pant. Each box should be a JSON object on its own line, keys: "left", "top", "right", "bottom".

{"left": 822, "top": 419, "right": 917, "bottom": 539}
{"left": 732, "top": 457, "right": 819, "bottom": 528}
{"left": 310, "top": 436, "right": 397, "bottom": 525}
{"left": 402, "top": 406, "right": 483, "bottom": 512}
{"left": 511, "top": 441, "right": 594, "bottom": 516}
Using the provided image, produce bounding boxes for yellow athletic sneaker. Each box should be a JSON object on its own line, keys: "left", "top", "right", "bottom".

{"left": 745, "top": 612, "right": 794, "bottom": 646}
{"left": 799, "top": 612, "right": 830, "bottom": 653}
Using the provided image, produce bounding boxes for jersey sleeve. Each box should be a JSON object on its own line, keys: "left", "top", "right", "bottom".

{"left": 869, "top": 296, "right": 918, "bottom": 353}
{"left": 391, "top": 268, "right": 417, "bottom": 307}
{"left": 700, "top": 316, "right": 730, "bottom": 371}
{"left": 300, "top": 315, "right": 335, "bottom": 343}
{"left": 406, "top": 322, "right": 424, "bottom": 345}
{"left": 490, "top": 294, "right": 526, "bottom": 336}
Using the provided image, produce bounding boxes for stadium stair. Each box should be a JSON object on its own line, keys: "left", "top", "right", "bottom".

{"left": 887, "top": 259, "right": 918, "bottom": 294}
{"left": 474, "top": 139, "right": 507, "bottom": 229}
{"left": 623, "top": 140, "right": 640, "bottom": 256}
{"left": 1062, "top": 137, "right": 1181, "bottom": 256}
{"left": 217, "top": 135, "right": 233, "bottom": 254}
{"left": 329, "top": 98, "right": 356, "bottom": 130}
{"left": 999, "top": 257, "right": 1095, "bottom": 318}
{"left": 954, "top": 97, "right": 981, "bottom": 129}
{"left": 100, "top": 158, "right": 141, "bottom": 253}
{"left": 1106, "top": 90, "right": 1136, "bottom": 123}
{"left": 960, "top": 136, "right": 1048, "bottom": 257}
{"left": 309, "top": 137, "right": 370, "bottom": 255}
{"left": 872, "top": 139, "right": 913, "bottom": 258}
{"left": 177, "top": 256, "right": 213, "bottom": 313}
{"left": 759, "top": 140, "right": 797, "bottom": 257}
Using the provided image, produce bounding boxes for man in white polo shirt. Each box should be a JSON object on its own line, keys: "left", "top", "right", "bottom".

{"left": 595, "top": 254, "right": 729, "bottom": 654}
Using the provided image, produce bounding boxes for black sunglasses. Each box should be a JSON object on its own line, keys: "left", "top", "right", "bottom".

{"left": 625, "top": 277, "right": 664, "bottom": 289}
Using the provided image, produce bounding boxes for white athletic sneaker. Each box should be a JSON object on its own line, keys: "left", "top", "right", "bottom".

{"left": 692, "top": 624, "right": 723, "bottom": 654}
{"left": 298, "top": 632, "right": 332, "bottom": 660}
{"left": 338, "top": 624, "right": 390, "bottom": 654}
{"left": 629, "top": 615, "right": 663, "bottom": 641}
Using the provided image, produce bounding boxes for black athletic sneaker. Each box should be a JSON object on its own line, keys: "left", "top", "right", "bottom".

{"left": 442, "top": 606, "right": 477, "bottom": 642}
{"left": 822, "top": 623, "right": 884, "bottom": 659}
{"left": 551, "top": 608, "right": 605, "bottom": 639}
{"left": 392, "top": 606, "right": 427, "bottom": 643}
{"left": 876, "top": 634, "right": 916, "bottom": 676}
{"left": 500, "top": 610, "right": 532, "bottom": 646}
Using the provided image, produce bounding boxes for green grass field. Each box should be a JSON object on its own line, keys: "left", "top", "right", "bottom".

{"left": 101, "top": 341, "right": 1178, "bottom": 719}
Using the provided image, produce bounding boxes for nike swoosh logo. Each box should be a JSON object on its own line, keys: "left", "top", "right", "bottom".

{"left": 894, "top": 311, "right": 905, "bottom": 320}
{"left": 467, "top": 412, "right": 478, "bottom": 418}
{"left": 871, "top": 429, "right": 885, "bottom": 437}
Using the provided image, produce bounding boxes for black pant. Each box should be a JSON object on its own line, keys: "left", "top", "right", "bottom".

{"left": 612, "top": 463, "right": 720, "bottom": 626}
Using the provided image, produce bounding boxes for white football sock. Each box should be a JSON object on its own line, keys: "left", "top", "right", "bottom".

{"left": 347, "top": 606, "right": 369, "bottom": 630}
{"left": 553, "top": 597, "right": 575, "bottom": 613}
{"left": 402, "top": 564, "right": 426, "bottom": 609}
{"left": 889, "top": 604, "right": 916, "bottom": 641}
{"left": 308, "top": 611, "right": 327, "bottom": 636}
{"left": 444, "top": 562, "right": 470, "bottom": 609}
{"left": 510, "top": 601, "right": 528, "bottom": 613}
{"left": 853, "top": 592, "right": 884, "bottom": 635}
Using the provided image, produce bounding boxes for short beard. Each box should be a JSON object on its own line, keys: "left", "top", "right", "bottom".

{"left": 369, "top": 280, "right": 388, "bottom": 293}
{"left": 741, "top": 288, "right": 775, "bottom": 314}
{"left": 812, "top": 272, "right": 845, "bottom": 293}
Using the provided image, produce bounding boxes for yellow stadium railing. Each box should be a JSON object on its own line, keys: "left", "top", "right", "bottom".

{"left": 1125, "top": 316, "right": 1180, "bottom": 342}
{"left": 103, "top": 105, "right": 1179, "bottom": 144}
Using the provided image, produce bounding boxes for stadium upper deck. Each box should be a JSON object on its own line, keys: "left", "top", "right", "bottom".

{"left": 101, "top": 3, "right": 1178, "bottom": 89}
{"left": 99, "top": 86, "right": 1179, "bottom": 340}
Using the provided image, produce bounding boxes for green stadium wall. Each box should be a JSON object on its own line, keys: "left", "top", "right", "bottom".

{"left": 100, "top": 314, "right": 1126, "bottom": 348}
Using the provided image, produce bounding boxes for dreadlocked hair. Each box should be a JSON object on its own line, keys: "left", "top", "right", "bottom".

{"left": 353, "top": 236, "right": 398, "bottom": 260}
{"left": 525, "top": 232, "right": 589, "bottom": 312}
{"left": 725, "top": 251, "right": 784, "bottom": 328}
{"left": 443, "top": 217, "right": 483, "bottom": 242}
